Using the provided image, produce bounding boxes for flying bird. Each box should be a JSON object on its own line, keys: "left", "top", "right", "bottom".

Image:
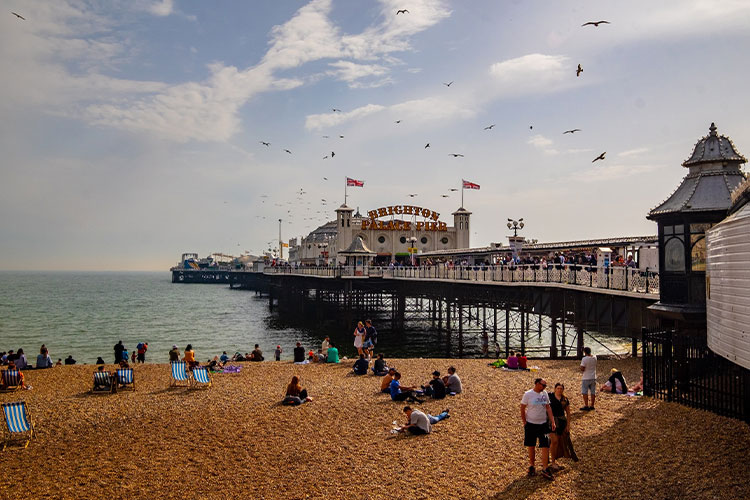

{"left": 407, "top": 194, "right": 418, "bottom": 198}
{"left": 449, "top": 153, "right": 464, "bottom": 157}
{"left": 424, "top": 143, "right": 430, "bottom": 148}
{"left": 260, "top": 141, "right": 270, "bottom": 146}
{"left": 322, "top": 135, "right": 330, "bottom": 138}
{"left": 395, "top": 120, "right": 402, "bottom": 124}
{"left": 582, "top": 20, "right": 610, "bottom": 27}
{"left": 529, "top": 125, "right": 533, "bottom": 130}
{"left": 396, "top": 9, "right": 409, "bottom": 15}
{"left": 339, "top": 135, "right": 344, "bottom": 138}
{"left": 592, "top": 152, "right": 606, "bottom": 163}
{"left": 576, "top": 64, "right": 583, "bottom": 77}
{"left": 443, "top": 81, "right": 453, "bottom": 87}
{"left": 284, "top": 149, "right": 292, "bottom": 154}
{"left": 331, "top": 151, "right": 335, "bottom": 158}
{"left": 332, "top": 108, "right": 341, "bottom": 112}
{"left": 11, "top": 12, "right": 25, "bottom": 20}
{"left": 563, "top": 129, "right": 581, "bottom": 134}
{"left": 323, "top": 155, "right": 329, "bottom": 159}
{"left": 323, "top": 177, "right": 328, "bottom": 180}
{"left": 441, "top": 194, "right": 450, "bottom": 198}
{"left": 484, "top": 124, "right": 495, "bottom": 130}
{"left": 449, "top": 188, "right": 459, "bottom": 192}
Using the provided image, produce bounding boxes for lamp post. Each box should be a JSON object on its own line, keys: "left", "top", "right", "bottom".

{"left": 507, "top": 218, "right": 525, "bottom": 260}
{"left": 408, "top": 236, "right": 417, "bottom": 266}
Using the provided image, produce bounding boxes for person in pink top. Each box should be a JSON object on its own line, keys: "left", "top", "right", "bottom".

{"left": 506, "top": 352, "right": 519, "bottom": 370}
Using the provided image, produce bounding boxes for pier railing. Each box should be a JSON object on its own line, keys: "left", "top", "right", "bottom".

{"left": 264, "top": 264, "right": 659, "bottom": 295}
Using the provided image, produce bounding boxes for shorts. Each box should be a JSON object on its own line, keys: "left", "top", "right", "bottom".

{"left": 524, "top": 422, "right": 550, "bottom": 448}
{"left": 363, "top": 340, "right": 373, "bottom": 349}
{"left": 581, "top": 379, "right": 597, "bottom": 395}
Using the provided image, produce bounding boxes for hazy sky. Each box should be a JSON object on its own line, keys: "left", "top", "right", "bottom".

{"left": 2, "top": 0, "right": 749, "bottom": 270}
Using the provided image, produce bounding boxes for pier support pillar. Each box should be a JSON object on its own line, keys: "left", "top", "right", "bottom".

{"left": 550, "top": 318, "right": 558, "bottom": 359}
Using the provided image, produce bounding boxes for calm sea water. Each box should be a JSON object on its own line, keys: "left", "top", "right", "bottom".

{"left": 0, "top": 272, "right": 631, "bottom": 364}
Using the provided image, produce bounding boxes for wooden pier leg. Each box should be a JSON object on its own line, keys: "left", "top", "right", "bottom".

{"left": 505, "top": 305, "right": 510, "bottom": 358}
{"left": 576, "top": 324, "right": 584, "bottom": 359}
{"left": 458, "top": 301, "right": 464, "bottom": 357}
{"left": 438, "top": 299, "right": 443, "bottom": 330}
{"left": 551, "top": 318, "right": 558, "bottom": 359}
{"left": 520, "top": 306, "right": 526, "bottom": 356}
{"left": 446, "top": 299, "right": 451, "bottom": 332}
{"left": 493, "top": 307, "right": 498, "bottom": 344}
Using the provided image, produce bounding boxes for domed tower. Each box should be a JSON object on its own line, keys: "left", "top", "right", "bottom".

{"left": 647, "top": 123, "right": 747, "bottom": 327}
{"left": 452, "top": 207, "right": 472, "bottom": 249}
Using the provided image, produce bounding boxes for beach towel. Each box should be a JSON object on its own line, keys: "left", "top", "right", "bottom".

{"left": 222, "top": 365, "right": 241, "bottom": 374}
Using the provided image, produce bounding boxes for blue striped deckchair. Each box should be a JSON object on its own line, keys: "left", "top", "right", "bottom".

{"left": 170, "top": 361, "right": 190, "bottom": 387}
{"left": 2, "top": 402, "right": 35, "bottom": 451}
{"left": 92, "top": 370, "right": 114, "bottom": 394}
{"left": 190, "top": 366, "right": 212, "bottom": 389}
{"left": 116, "top": 368, "right": 135, "bottom": 391}
{"left": 0, "top": 370, "right": 23, "bottom": 392}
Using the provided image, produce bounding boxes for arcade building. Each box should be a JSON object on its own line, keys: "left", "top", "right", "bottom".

{"left": 288, "top": 203, "right": 472, "bottom": 265}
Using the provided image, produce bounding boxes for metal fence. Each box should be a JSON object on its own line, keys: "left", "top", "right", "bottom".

{"left": 265, "top": 264, "right": 659, "bottom": 295}
{"left": 643, "top": 329, "right": 750, "bottom": 422}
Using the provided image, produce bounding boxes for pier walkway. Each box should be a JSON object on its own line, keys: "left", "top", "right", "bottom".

{"left": 263, "top": 264, "right": 660, "bottom": 299}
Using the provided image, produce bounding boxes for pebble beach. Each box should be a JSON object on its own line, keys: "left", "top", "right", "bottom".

{"left": 2, "top": 357, "right": 749, "bottom": 500}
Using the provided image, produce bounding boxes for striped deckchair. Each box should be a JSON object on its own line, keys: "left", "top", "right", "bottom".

{"left": 0, "top": 370, "right": 23, "bottom": 392}
{"left": 170, "top": 361, "right": 190, "bottom": 387}
{"left": 190, "top": 366, "right": 212, "bottom": 389}
{"left": 116, "top": 368, "right": 135, "bottom": 391}
{"left": 92, "top": 371, "right": 114, "bottom": 394}
{"left": 2, "top": 402, "right": 35, "bottom": 451}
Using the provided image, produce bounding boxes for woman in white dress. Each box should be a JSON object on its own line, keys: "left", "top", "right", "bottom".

{"left": 353, "top": 321, "right": 366, "bottom": 357}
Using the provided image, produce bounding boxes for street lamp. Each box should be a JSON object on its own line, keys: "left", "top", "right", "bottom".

{"left": 506, "top": 218, "right": 524, "bottom": 237}
{"left": 507, "top": 218, "right": 525, "bottom": 261}
{"left": 408, "top": 236, "right": 417, "bottom": 266}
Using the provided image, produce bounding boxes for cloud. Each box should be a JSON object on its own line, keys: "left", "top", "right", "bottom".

{"left": 489, "top": 54, "right": 573, "bottom": 98}
{"left": 618, "top": 147, "right": 651, "bottom": 157}
{"left": 571, "top": 164, "right": 662, "bottom": 184}
{"left": 147, "top": 0, "right": 174, "bottom": 17}
{"left": 327, "top": 60, "right": 390, "bottom": 86}
{"left": 305, "top": 104, "right": 386, "bottom": 130}
{"left": 527, "top": 134, "right": 559, "bottom": 155}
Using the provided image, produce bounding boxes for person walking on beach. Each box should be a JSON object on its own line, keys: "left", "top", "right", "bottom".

{"left": 353, "top": 321, "right": 366, "bottom": 357}
{"left": 114, "top": 341, "right": 124, "bottom": 364}
{"left": 579, "top": 347, "right": 597, "bottom": 410}
{"left": 521, "top": 378, "right": 556, "bottom": 480}
{"left": 548, "top": 383, "right": 572, "bottom": 471}
{"left": 364, "top": 319, "right": 377, "bottom": 359}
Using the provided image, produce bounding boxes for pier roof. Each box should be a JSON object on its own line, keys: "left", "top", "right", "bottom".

{"left": 339, "top": 236, "right": 376, "bottom": 256}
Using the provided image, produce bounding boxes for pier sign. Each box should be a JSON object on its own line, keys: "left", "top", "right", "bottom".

{"left": 362, "top": 204, "right": 447, "bottom": 232}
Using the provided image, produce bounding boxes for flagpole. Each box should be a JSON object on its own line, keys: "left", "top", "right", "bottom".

{"left": 461, "top": 179, "right": 464, "bottom": 208}
{"left": 344, "top": 176, "right": 348, "bottom": 206}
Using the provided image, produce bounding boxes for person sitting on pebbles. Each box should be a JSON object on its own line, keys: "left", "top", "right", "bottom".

{"left": 352, "top": 354, "right": 369, "bottom": 375}
{"left": 397, "top": 406, "right": 450, "bottom": 436}
{"left": 381, "top": 367, "right": 397, "bottom": 393}
{"left": 372, "top": 353, "right": 388, "bottom": 376}
{"left": 442, "top": 366, "right": 463, "bottom": 394}
{"left": 283, "top": 375, "right": 312, "bottom": 405}
{"left": 600, "top": 368, "right": 628, "bottom": 394}
{"left": 389, "top": 372, "right": 424, "bottom": 404}
{"left": 422, "top": 371, "right": 446, "bottom": 399}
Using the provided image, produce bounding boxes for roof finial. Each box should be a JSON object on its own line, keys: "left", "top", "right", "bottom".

{"left": 709, "top": 122, "right": 717, "bottom": 137}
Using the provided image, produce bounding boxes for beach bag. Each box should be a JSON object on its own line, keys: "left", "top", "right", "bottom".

{"left": 282, "top": 396, "right": 302, "bottom": 406}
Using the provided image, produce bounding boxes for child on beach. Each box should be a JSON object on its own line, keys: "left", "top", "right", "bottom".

{"left": 274, "top": 345, "right": 282, "bottom": 361}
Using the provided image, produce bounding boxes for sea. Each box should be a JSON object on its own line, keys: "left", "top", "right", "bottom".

{"left": 0, "top": 271, "right": 632, "bottom": 364}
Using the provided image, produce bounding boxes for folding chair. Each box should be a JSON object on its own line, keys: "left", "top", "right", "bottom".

{"left": 190, "top": 366, "right": 212, "bottom": 389}
{"left": 0, "top": 370, "right": 23, "bottom": 393}
{"left": 170, "top": 361, "right": 190, "bottom": 387}
{"left": 2, "top": 401, "right": 35, "bottom": 450}
{"left": 92, "top": 371, "right": 115, "bottom": 394}
{"left": 116, "top": 368, "right": 135, "bottom": 391}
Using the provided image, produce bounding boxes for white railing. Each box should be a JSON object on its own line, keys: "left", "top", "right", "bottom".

{"left": 263, "top": 264, "right": 659, "bottom": 295}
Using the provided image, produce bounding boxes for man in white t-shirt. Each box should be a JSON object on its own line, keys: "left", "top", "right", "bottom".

{"left": 520, "top": 378, "right": 556, "bottom": 480}
{"left": 400, "top": 407, "right": 431, "bottom": 435}
{"left": 579, "top": 346, "right": 597, "bottom": 411}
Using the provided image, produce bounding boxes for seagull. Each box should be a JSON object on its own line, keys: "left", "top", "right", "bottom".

{"left": 396, "top": 9, "right": 409, "bottom": 15}
{"left": 339, "top": 135, "right": 344, "bottom": 138}
{"left": 322, "top": 135, "right": 330, "bottom": 138}
{"left": 529, "top": 125, "right": 533, "bottom": 130}
{"left": 576, "top": 64, "right": 583, "bottom": 77}
{"left": 424, "top": 143, "right": 430, "bottom": 148}
{"left": 407, "top": 194, "right": 418, "bottom": 198}
{"left": 449, "top": 188, "right": 459, "bottom": 191}
{"left": 260, "top": 141, "right": 270, "bottom": 147}
{"left": 331, "top": 151, "right": 335, "bottom": 157}
{"left": 484, "top": 124, "right": 495, "bottom": 130}
{"left": 563, "top": 129, "right": 582, "bottom": 134}
{"left": 11, "top": 12, "right": 25, "bottom": 20}
{"left": 395, "top": 120, "right": 402, "bottom": 124}
{"left": 332, "top": 108, "right": 341, "bottom": 112}
{"left": 323, "top": 177, "right": 328, "bottom": 180}
{"left": 582, "top": 20, "right": 610, "bottom": 27}
{"left": 284, "top": 149, "right": 292, "bottom": 154}
{"left": 592, "top": 152, "right": 606, "bottom": 163}
{"left": 449, "top": 153, "right": 464, "bottom": 157}
{"left": 323, "top": 155, "right": 329, "bottom": 159}
{"left": 441, "top": 194, "right": 450, "bottom": 198}
{"left": 443, "top": 81, "right": 454, "bottom": 87}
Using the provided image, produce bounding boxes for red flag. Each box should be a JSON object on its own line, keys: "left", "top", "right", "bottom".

{"left": 462, "top": 179, "right": 480, "bottom": 190}
{"left": 346, "top": 177, "right": 364, "bottom": 187}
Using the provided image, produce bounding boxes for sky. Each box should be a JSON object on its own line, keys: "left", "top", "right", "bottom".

{"left": 1, "top": 0, "right": 749, "bottom": 271}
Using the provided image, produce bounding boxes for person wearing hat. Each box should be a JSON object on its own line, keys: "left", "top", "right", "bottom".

{"left": 168, "top": 344, "right": 180, "bottom": 362}
{"left": 600, "top": 368, "right": 628, "bottom": 394}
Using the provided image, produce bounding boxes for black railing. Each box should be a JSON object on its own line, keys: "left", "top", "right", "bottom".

{"left": 643, "top": 328, "right": 750, "bottom": 423}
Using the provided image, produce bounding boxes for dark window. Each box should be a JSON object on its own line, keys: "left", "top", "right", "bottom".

{"left": 441, "top": 237, "right": 449, "bottom": 245}
{"left": 378, "top": 236, "right": 386, "bottom": 244}
{"left": 420, "top": 237, "right": 428, "bottom": 244}
{"left": 400, "top": 236, "right": 407, "bottom": 244}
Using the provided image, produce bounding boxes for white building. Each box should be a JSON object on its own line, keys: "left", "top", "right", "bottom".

{"left": 290, "top": 203, "right": 472, "bottom": 265}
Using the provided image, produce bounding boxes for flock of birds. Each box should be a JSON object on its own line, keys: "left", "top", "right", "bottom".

{"left": 9, "top": 8, "right": 612, "bottom": 255}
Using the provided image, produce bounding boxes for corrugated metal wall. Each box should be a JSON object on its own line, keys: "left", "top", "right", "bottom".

{"left": 706, "top": 204, "right": 750, "bottom": 370}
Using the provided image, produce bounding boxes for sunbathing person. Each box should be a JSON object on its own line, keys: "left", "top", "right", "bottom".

{"left": 381, "top": 368, "right": 396, "bottom": 393}
{"left": 389, "top": 372, "right": 424, "bottom": 403}
{"left": 352, "top": 354, "right": 369, "bottom": 375}
{"left": 372, "top": 353, "right": 388, "bottom": 376}
{"left": 600, "top": 368, "right": 628, "bottom": 394}
{"left": 283, "top": 375, "right": 311, "bottom": 405}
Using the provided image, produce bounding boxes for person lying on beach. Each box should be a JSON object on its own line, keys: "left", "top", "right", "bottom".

{"left": 372, "top": 353, "right": 388, "bottom": 376}
{"left": 442, "top": 367, "right": 463, "bottom": 394}
{"left": 207, "top": 356, "right": 225, "bottom": 371}
{"left": 381, "top": 368, "right": 396, "bottom": 393}
{"left": 422, "top": 371, "right": 446, "bottom": 399}
{"left": 600, "top": 368, "right": 627, "bottom": 394}
{"left": 390, "top": 372, "right": 424, "bottom": 404}
{"left": 352, "top": 354, "right": 369, "bottom": 375}
{"left": 283, "top": 375, "right": 312, "bottom": 405}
